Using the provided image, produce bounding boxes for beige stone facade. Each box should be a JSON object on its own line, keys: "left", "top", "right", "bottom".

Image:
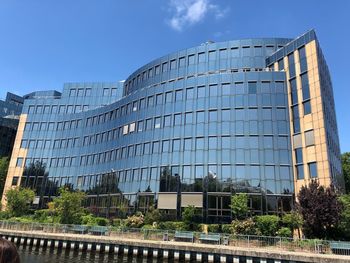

{"left": 1, "top": 114, "right": 28, "bottom": 208}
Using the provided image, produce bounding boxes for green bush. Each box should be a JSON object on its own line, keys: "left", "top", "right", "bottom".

{"left": 141, "top": 224, "right": 154, "bottom": 230}
{"left": 52, "top": 187, "right": 87, "bottom": 224}
{"left": 5, "top": 187, "right": 35, "bottom": 217}
{"left": 254, "top": 215, "right": 280, "bottom": 236}
{"left": 158, "top": 221, "right": 186, "bottom": 231}
{"left": 112, "top": 218, "right": 127, "bottom": 228}
{"left": 34, "top": 209, "right": 53, "bottom": 222}
{"left": 231, "top": 218, "right": 259, "bottom": 235}
{"left": 8, "top": 215, "right": 36, "bottom": 223}
{"left": 0, "top": 211, "right": 11, "bottom": 220}
{"left": 221, "top": 224, "right": 232, "bottom": 234}
{"left": 144, "top": 207, "right": 161, "bottom": 225}
{"left": 182, "top": 205, "right": 200, "bottom": 231}
{"left": 125, "top": 213, "right": 144, "bottom": 228}
{"left": 282, "top": 211, "right": 303, "bottom": 238}
{"left": 207, "top": 224, "right": 220, "bottom": 233}
{"left": 95, "top": 217, "right": 109, "bottom": 226}
{"left": 230, "top": 193, "right": 249, "bottom": 220}
{"left": 81, "top": 214, "right": 109, "bottom": 226}
{"left": 276, "top": 227, "right": 292, "bottom": 238}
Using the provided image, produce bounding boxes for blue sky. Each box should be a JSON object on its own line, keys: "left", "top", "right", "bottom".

{"left": 0, "top": 0, "right": 349, "bottom": 152}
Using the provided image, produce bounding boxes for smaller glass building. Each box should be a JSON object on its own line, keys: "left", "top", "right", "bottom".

{"left": 0, "top": 92, "right": 24, "bottom": 157}
{"left": 2, "top": 30, "right": 343, "bottom": 222}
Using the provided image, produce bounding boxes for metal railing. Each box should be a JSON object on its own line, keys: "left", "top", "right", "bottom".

{"left": 0, "top": 220, "right": 349, "bottom": 256}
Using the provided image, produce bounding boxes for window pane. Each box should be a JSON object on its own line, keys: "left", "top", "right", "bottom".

{"left": 295, "top": 148, "right": 303, "bottom": 164}
{"left": 248, "top": 82, "right": 257, "bottom": 94}
{"left": 303, "top": 101, "right": 311, "bottom": 115}
{"left": 308, "top": 162, "right": 318, "bottom": 178}
{"left": 297, "top": 165, "right": 304, "bottom": 180}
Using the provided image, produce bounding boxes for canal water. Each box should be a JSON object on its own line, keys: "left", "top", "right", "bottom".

{"left": 18, "top": 246, "right": 169, "bottom": 263}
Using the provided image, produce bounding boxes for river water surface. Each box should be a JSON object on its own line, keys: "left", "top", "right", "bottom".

{"left": 18, "top": 246, "right": 169, "bottom": 263}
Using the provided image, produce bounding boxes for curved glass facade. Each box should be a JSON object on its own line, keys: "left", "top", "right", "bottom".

{"left": 3, "top": 30, "right": 343, "bottom": 222}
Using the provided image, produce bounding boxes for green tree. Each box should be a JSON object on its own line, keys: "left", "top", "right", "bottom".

{"left": 298, "top": 180, "right": 342, "bottom": 239}
{"left": 5, "top": 187, "right": 35, "bottom": 217}
{"left": 282, "top": 211, "right": 303, "bottom": 238}
{"left": 0, "top": 157, "right": 9, "bottom": 196}
{"left": 254, "top": 215, "right": 280, "bottom": 236}
{"left": 144, "top": 206, "right": 161, "bottom": 225}
{"left": 342, "top": 152, "right": 350, "bottom": 193}
{"left": 182, "top": 205, "right": 198, "bottom": 230}
{"left": 337, "top": 194, "right": 350, "bottom": 240}
{"left": 52, "top": 187, "right": 86, "bottom": 224}
{"left": 230, "top": 193, "right": 249, "bottom": 220}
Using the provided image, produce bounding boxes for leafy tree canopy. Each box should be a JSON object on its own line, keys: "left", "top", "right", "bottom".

{"left": 5, "top": 187, "right": 35, "bottom": 217}
{"left": 342, "top": 152, "right": 350, "bottom": 193}
{"left": 52, "top": 187, "right": 86, "bottom": 224}
{"left": 338, "top": 194, "right": 350, "bottom": 240}
{"left": 230, "top": 193, "right": 249, "bottom": 220}
{"left": 298, "top": 180, "right": 342, "bottom": 239}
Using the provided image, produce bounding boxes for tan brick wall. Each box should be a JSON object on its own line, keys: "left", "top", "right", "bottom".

{"left": 284, "top": 40, "right": 331, "bottom": 195}
{"left": 1, "top": 114, "right": 28, "bottom": 209}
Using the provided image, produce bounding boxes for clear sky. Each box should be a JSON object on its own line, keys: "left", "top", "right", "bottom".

{"left": 0, "top": 0, "right": 349, "bottom": 152}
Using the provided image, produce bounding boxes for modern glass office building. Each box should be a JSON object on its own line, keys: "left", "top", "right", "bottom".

{"left": 0, "top": 92, "right": 24, "bottom": 157}
{"left": 2, "top": 30, "right": 343, "bottom": 222}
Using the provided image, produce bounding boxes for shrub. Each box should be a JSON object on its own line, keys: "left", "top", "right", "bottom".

{"left": 231, "top": 219, "right": 259, "bottom": 235}
{"left": 9, "top": 215, "right": 36, "bottom": 223}
{"left": 282, "top": 211, "right": 303, "bottom": 238}
{"left": 158, "top": 221, "right": 186, "bottom": 231}
{"left": 337, "top": 194, "right": 350, "bottom": 240}
{"left": 81, "top": 214, "right": 109, "bottom": 226}
{"left": 182, "top": 205, "right": 200, "bottom": 231}
{"left": 221, "top": 224, "right": 232, "bottom": 234}
{"left": 125, "top": 213, "right": 144, "bottom": 228}
{"left": 207, "top": 224, "right": 220, "bottom": 233}
{"left": 34, "top": 209, "right": 55, "bottom": 223}
{"left": 0, "top": 211, "right": 11, "bottom": 220}
{"left": 141, "top": 224, "right": 154, "bottom": 230}
{"left": 95, "top": 216, "right": 109, "bottom": 226}
{"left": 254, "top": 215, "right": 280, "bottom": 236}
{"left": 52, "top": 187, "right": 87, "bottom": 224}
{"left": 276, "top": 227, "right": 292, "bottom": 238}
{"left": 144, "top": 207, "right": 161, "bottom": 225}
{"left": 112, "top": 218, "right": 127, "bottom": 229}
{"left": 230, "top": 193, "right": 249, "bottom": 220}
{"left": 298, "top": 180, "right": 342, "bottom": 239}
{"left": 5, "top": 187, "right": 35, "bottom": 217}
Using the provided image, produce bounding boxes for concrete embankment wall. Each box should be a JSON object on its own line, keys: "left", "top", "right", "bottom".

{"left": 0, "top": 229, "right": 349, "bottom": 263}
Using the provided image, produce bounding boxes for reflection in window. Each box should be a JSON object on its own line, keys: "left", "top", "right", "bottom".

{"left": 295, "top": 148, "right": 303, "bottom": 164}
{"left": 208, "top": 110, "right": 216, "bottom": 122}
{"left": 185, "top": 112, "right": 193, "bottom": 124}
{"left": 197, "top": 86, "right": 205, "bottom": 98}
{"left": 164, "top": 115, "right": 171, "bottom": 127}
{"left": 296, "top": 165, "right": 304, "bottom": 179}
{"left": 248, "top": 82, "right": 257, "bottom": 94}
{"left": 308, "top": 162, "right": 317, "bottom": 178}
{"left": 196, "top": 137, "right": 204, "bottom": 150}
{"left": 172, "top": 139, "right": 180, "bottom": 151}
{"left": 209, "top": 84, "right": 218, "bottom": 97}
{"left": 186, "top": 88, "right": 194, "bottom": 99}
{"left": 174, "top": 114, "right": 181, "bottom": 125}
{"left": 196, "top": 111, "right": 205, "bottom": 123}
{"left": 303, "top": 101, "right": 311, "bottom": 115}
{"left": 175, "top": 90, "right": 183, "bottom": 101}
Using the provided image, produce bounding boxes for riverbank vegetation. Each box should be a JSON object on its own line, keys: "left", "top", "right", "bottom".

{"left": 1, "top": 180, "right": 350, "bottom": 241}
